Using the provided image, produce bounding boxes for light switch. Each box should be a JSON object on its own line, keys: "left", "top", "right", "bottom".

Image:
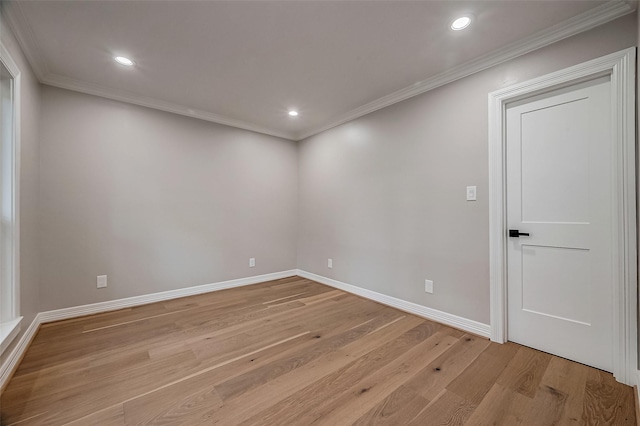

{"left": 466, "top": 186, "right": 477, "bottom": 201}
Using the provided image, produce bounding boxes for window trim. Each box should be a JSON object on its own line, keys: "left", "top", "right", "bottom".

{"left": 0, "top": 40, "right": 21, "bottom": 354}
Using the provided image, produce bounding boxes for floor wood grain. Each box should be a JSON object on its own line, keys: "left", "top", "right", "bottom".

{"left": 0, "top": 277, "right": 635, "bottom": 425}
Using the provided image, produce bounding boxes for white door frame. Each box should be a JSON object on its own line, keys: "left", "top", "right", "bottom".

{"left": 488, "top": 48, "right": 637, "bottom": 386}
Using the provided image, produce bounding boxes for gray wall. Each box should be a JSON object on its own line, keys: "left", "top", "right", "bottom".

{"left": 3, "top": 9, "right": 638, "bottom": 327}
{"left": 297, "top": 14, "right": 637, "bottom": 325}
{"left": 0, "top": 13, "right": 41, "bottom": 361}
{"left": 38, "top": 87, "right": 298, "bottom": 311}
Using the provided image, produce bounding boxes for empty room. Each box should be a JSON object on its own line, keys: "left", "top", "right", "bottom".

{"left": 0, "top": 0, "right": 639, "bottom": 424}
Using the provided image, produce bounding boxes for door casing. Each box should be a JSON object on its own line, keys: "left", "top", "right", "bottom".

{"left": 488, "top": 48, "right": 637, "bottom": 386}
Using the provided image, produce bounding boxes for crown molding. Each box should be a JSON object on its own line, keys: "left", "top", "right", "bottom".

{"left": 3, "top": 0, "right": 635, "bottom": 142}
{"left": 41, "top": 73, "right": 296, "bottom": 140}
{"left": 295, "top": 0, "right": 636, "bottom": 140}
{"left": 1, "top": 1, "right": 49, "bottom": 80}
{"left": 3, "top": 0, "right": 296, "bottom": 141}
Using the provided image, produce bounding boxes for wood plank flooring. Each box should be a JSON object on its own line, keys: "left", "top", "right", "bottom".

{"left": 0, "top": 277, "right": 635, "bottom": 425}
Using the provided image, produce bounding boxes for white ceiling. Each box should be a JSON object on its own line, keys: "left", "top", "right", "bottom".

{"left": 3, "top": 1, "right": 636, "bottom": 140}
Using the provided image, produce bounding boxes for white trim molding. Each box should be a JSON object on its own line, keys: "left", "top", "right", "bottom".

{"left": 636, "top": 371, "right": 640, "bottom": 420}
{"left": 37, "top": 270, "right": 297, "bottom": 323}
{"left": 40, "top": 74, "right": 295, "bottom": 141}
{"left": 1, "top": 2, "right": 294, "bottom": 141}
{"left": 488, "top": 48, "right": 637, "bottom": 385}
{"left": 0, "top": 315, "right": 37, "bottom": 392}
{"left": 297, "top": 270, "right": 491, "bottom": 338}
{"left": 0, "top": 317, "right": 22, "bottom": 354}
{"left": 297, "top": 1, "right": 635, "bottom": 140}
{"left": 0, "top": 37, "right": 22, "bottom": 355}
{"left": 0, "top": 1, "right": 49, "bottom": 80}
{"left": 0, "top": 270, "right": 492, "bottom": 390}
{"left": 635, "top": 370, "right": 640, "bottom": 419}
{"left": 0, "top": 269, "right": 297, "bottom": 390}
{"left": 2, "top": 1, "right": 635, "bottom": 141}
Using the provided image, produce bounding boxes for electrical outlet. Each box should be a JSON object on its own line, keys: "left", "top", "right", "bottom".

{"left": 97, "top": 275, "right": 107, "bottom": 289}
{"left": 466, "top": 186, "right": 477, "bottom": 201}
{"left": 425, "top": 279, "right": 433, "bottom": 294}
{"left": 328, "top": 259, "right": 333, "bottom": 268}
{"left": 249, "top": 258, "right": 256, "bottom": 268}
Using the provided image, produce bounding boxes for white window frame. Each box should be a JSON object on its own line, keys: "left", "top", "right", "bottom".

{"left": 0, "top": 40, "right": 21, "bottom": 355}
{"left": 488, "top": 48, "right": 637, "bottom": 386}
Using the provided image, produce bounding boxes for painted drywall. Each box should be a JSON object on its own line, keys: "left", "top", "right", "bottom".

{"left": 0, "top": 14, "right": 41, "bottom": 361}
{"left": 297, "top": 14, "right": 637, "bottom": 325}
{"left": 38, "top": 87, "right": 298, "bottom": 311}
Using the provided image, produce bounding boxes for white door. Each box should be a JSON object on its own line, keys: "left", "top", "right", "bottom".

{"left": 506, "top": 76, "right": 612, "bottom": 372}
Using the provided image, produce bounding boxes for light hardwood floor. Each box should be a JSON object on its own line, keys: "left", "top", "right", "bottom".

{"left": 0, "top": 277, "right": 635, "bottom": 425}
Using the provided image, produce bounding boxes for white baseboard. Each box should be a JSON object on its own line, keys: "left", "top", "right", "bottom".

{"left": 0, "top": 269, "right": 297, "bottom": 390}
{"left": 635, "top": 370, "right": 640, "bottom": 419}
{"left": 38, "top": 270, "right": 297, "bottom": 323}
{"left": 297, "top": 269, "right": 491, "bottom": 338}
{"left": 0, "top": 315, "right": 40, "bottom": 392}
{"left": 2, "top": 269, "right": 489, "bottom": 390}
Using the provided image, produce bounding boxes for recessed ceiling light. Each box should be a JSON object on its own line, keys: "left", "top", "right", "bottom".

{"left": 450, "top": 16, "right": 472, "bottom": 31}
{"left": 114, "top": 56, "right": 134, "bottom": 66}
{"left": 288, "top": 110, "right": 299, "bottom": 117}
